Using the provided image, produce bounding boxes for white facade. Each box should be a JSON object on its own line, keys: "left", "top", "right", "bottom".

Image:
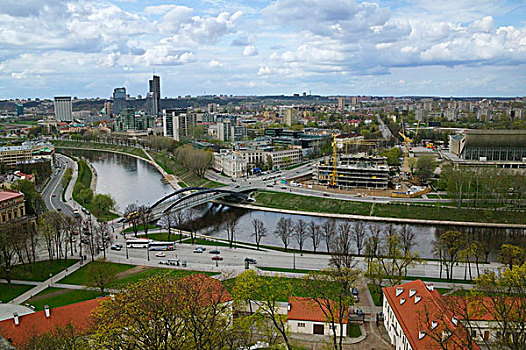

{"left": 54, "top": 96, "right": 72, "bottom": 121}
{"left": 213, "top": 150, "right": 247, "bottom": 178}
{"left": 383, "top": 295, "right": 413, "bottom": 350}
{"left": 163, "top": 110, "right": 195, "bottom": 141}
{"left": 288, "top": 319, "right": 347, "bottom": 337}
{"left": 264, "top": 148, "right": 302, "bottom": 169}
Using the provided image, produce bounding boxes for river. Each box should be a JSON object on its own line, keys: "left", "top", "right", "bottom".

{"left": 62, "top": 149, "right": 521, "bottom": 260}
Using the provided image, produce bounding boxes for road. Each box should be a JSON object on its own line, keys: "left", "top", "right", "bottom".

{"left": 41, "top": 154, "right": 76, "bottom": 216}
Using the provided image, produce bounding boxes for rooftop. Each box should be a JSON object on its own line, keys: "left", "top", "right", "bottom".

{"left": 288, "top": 296, "right": 347, "bottom": 323}
{"left": 0, "top": 191, "right": 23, "bottom": 202}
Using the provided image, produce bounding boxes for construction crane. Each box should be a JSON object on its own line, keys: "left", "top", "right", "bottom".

{"left": 398, "top": 121, "right": 420, "bottom": 176}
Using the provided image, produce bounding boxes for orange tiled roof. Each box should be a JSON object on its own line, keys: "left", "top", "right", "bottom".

{"left": 179, "top": 273, "right": 233, "bottom": 305}
{"left": 0, "top": 298, "right": 102, "bottom": 347}
{"left": 287, "top": 296, "right": 348, "bottom": 323}
{"left": 383, "top": 280, "right": 479, "bottom": 350}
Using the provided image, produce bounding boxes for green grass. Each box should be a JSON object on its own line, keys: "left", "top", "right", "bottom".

{"left": 58, "top": 261, "right": 218, "bottom": 288}
{"left": 0, "top": 284, "right": 34, "bottom": 302}
{"left": 10, "top": 259, "right": 79, "bottom": 282}
{"left": 253, "top": 191, "right": 372, "bottom": 216}
{"left": 122, "top": 224, "right": 158, "bottom": 233}
{"left": 178, "top": 181, "right": 188, "bottom": 188}
{"left": 137, "top": 232, "right": 182, "bottom": 242}
{"left": 257, "top": 266, "right": 318, "bottom": 274}
{"left": 404, "top": 276, "right": 474, "bottom": 285}
{"left": 252, "top": 191, "right": 526, "bottom": 224}
{"left": 436, "top": 288, "right": 451, "bottom": 295}
{"left": 348, "top": 324, "right": 362, "bottom": 338}
{"left": 368, "top": 284, "right": 383, "bottom": 307}
{"left": 27, "top": 288, "right": 108, "bottom": 311}
{"left": 59, "top": 261, "right": 136, "bottom": 286}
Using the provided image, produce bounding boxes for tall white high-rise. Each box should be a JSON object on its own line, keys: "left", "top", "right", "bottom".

{"left": 54, "top": 96, "right": 72, "bottom": 121}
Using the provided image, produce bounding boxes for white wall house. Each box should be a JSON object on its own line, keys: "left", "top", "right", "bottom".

{"left": 287, "top": 297, "right": 348, "bottom": 337}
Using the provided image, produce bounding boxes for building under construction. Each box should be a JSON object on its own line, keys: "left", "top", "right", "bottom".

{"left": 315, "top": 154, "right": 389, "bottom": 189}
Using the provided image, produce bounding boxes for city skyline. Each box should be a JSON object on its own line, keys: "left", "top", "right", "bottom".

{"left": 0, "top": 0, "right": 525, "bottom": 99}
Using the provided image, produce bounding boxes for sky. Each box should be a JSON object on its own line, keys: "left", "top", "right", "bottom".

{"left": 0, "top": 0, "right": 525, "bottom": 99}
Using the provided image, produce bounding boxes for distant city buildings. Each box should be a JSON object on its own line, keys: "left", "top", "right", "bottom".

{"left": 163, "top": 108, "right": 195, "bottom": 141}
{"left": 112, "top": 87, "right": 127, "bottom": 116}
{"left": 148, "top": 75, "right": 161, "bottom": 117}
{"left": 53, "top": 96, "right": 72, "bottom": 121}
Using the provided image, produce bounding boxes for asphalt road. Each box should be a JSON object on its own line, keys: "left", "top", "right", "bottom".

{"left": 41, "top": 154, "right": 76, "bottom": 216}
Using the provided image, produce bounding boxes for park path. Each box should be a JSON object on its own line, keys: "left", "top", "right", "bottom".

{"left": 141, "top": 149, "right": 181, "bottom": 190}
{"left": 7, "top": 260, "right": 85, "bottom": 305}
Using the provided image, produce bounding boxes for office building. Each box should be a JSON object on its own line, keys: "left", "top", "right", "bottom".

{"left": 449, "top": 130, "right": 526, "bottom": 162}
{"left": 0, "top": 146, "right": 33, "bottom": 167}
{"left": 163, "top": 109, "right": 195, "bottom": 141}
{"left": 148, "top": 75, "right": 161, "bottom": 116}
{"left": 53, "top": 96, "right": 72, "bottom": 121}
{"left": 112, "top": 87, "right": 127, "bottom": 116}
{"left": 16, "top": 104, "right": 23, "bottom": 116}
{"left": 285, "top": 108, "right": 299, "bottom": 126}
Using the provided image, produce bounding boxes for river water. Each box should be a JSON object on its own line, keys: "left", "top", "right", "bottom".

{"left": 62, "top": 149, "right": 522, "bottom": 260}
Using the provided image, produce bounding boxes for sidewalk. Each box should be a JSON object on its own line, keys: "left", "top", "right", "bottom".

{"left": 141, "top": 149, "right": 181, "bottom": 190}
{"left": 8, "top": 260, "right": 85, "bottom": 305}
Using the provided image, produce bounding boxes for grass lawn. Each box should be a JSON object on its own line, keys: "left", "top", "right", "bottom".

{"left": 253, "top": 191, "right": 372, "bottom": 216}
{"left": 348, "top": 324, "right": 362, "bottom": 338}
{"left": 404, "top": 276, "right": 474, "bottom": 285}
{"left": 257, "top": 266, "right": 319, "bottom": 274}
{"left": 122, "top": 224, "right": 159, "bottom": 233}
{"left": 10, "top": 259, "right": 79, "bottom": 282}
{"left": 368, "top": 284, "right": 383, "bottom": 307}
{"left": 58, "top": 261, "right": 218, "bottom": 288}
{"left": 137, "top": 232, "right": 182, "bottom": 242}
{"left": 252, "top": 191, "right": 526, "bottom": 224}
{"left": 27, "top": 288, "right": 107, "bottom": 311}
{"left": 436, "top": 288, "right": 451, "bottom": 295}
{"left": 0, "top": 284, "right": 34, "bottom": 303}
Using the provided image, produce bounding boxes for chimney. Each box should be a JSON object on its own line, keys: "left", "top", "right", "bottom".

{"left": 287, "top": 303, "right": 291, "bottom": 311}
{"left": 13, "top": 313, "right": 19, "bottom": 326}
{"left": 400, "top": 298, "right": 406, "bottom": 305}
{"left": 409, "top": 289, "right": 416, "bottom": 298}
{"left": 452, "top": 316, "right": 458, "bottom": 326}
{"left": 396, "top": 287, "right": 404, "bottom": 297}
{"left": 415, "top": 295, "right": 422, "bottom": 304}
{"left": 426, "top": 283, "right": 434, "bottom": 292}
{"left": 418, "top": 331, "right": 426, "bottom": 340}
{"left": 431, "top": 321, "right": 438, "bottom": 329}
{"left": 111, "top": 294, "right": 115, "bottom": 300}
{"left": 44, "top": 305, "right": 50, "bottom": 318}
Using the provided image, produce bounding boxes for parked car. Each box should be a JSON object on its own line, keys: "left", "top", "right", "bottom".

{"left": 193, "top": 248, "right": 204, "bottom": 253}
{"left": 211, "top": 256, "right": 223, "bottom": 261}
{"left": 209, "top": 249, "right": 220, "bottom": 254}
{"left": 81, "top": 238, "right": 89, "bottom": 244}
{"left": 52, "top": 193, "right": 56, "bottom": 197}
{"left": 110, "top": 244, "right": 121, "bottom": 251}
{"left": 196, "top": 246, "right": 206, "bottom": 251}
{"left": 351, "top": 287, "right": 359, "bottom": 296}
{"left": 244, "top": 258, "right": 257, "bottom": 264}
{"left": 155, "top": 252, "right": 166, "bottom": 257}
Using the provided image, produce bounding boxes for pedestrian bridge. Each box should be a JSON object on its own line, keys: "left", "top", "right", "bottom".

{"left": 147, "top": 186, "right": 253, "bottom": 220}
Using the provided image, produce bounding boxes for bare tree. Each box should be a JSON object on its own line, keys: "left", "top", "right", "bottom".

{"left": 158, "top": 212, "right": 176, "bottom": 241}
{"left": 364, "top": 223, "right": 383, "bottom": 273}
{"left": 330, "top": 221, "right": 355, "bottom": 269}
{"left": 293, "top": 219, "right": 308, "bottom": 256}
{"left": 251, "top": 219, "right": 267, "bottom": 250}
{"left": 0, "top": 223, "right": 18, "bottom": 286}
{"left": 225, "top": 213, "right": 240, "bottom": 249}
{"left": 138, "top": 205, "right": 153, "bottom": 238}
{"left": 352, "top": 221, "right": 366, "bottom": 256}
{"left": 184, "top": 209, "right": 198, "bottom": 245}
{"left": 274, "top": 218, "right": 293, "bottom": 252}
{"left": 124, "top": 203, "right": 140, "bottom": 237}
{"left": 307, "top": 221, "right": 322, "bottom": 253}
{"left": 399, "top": 225, "right": 416, "bottom": 254}
{"left": 321, "top": 219, "right": 336, "bottom": 254}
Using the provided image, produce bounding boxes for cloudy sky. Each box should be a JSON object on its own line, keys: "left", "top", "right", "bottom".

{"left": 0, "top": 0, "right": 525, "bottom": 99}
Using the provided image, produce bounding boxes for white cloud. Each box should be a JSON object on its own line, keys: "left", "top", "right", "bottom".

{"left": 209, "top": 59, "right": 223, "bottom": 67}
{"left": 242, "top": 45, "right": 258, "bottom": 56}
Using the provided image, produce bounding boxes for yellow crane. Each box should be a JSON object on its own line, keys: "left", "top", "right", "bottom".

{"left": 398, "top": 121, "right": 420, "bottom": 176}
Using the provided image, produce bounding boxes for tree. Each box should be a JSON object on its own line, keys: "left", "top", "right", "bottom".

{"left": 307, "top": 220, "right": 322, "bottom": 253}
{"left": 0, "top": 223, "right": 18, "bottom": 286}
{"left": 124, "top": 203, "right": 140, "bottom": 236}
{"left": 293, "top": 219, "right": 308, "bottom": 255}
{"left": 302, "top": 267, "right": 360, "bottom": 350}
{"left": 330, "top": 221, "right": 355, "bottom": 270}
{"left": 274, "top": 218, "right": 293, "bottom": 252}
{"left": 233, "top": 270, "right": 294, "bottom": 350}
{"left": 24, "top": 323, "right": 90, "bottom": 350}
{"left": 86, "top": 258, "right": 117, "bottom": 294}
{"left": 251, "top": 219, "right": 267, "bottom": 250}
{"left": 224, "top": 213, "right": 240, "bottom": 249}
{"left": 434, "top": 230, "right": 465, "bottom": 281}
{"left": 137, "top": 205, "right": 153, "bottom": 238}
{"left": 158, "top": 212, "right": 177, "bottom": 241}
{"left": 399, "top": 225, "right": 416, "bottom": 255}
{"left": 498, "top": 244, "right": 526, "bottom": 270}
{"left": 415, "top": 155, "right": 437, "bottom": 183}
{"left": 12, "top": 179, "right": 45, "bottom": 217}
{"left": 91, "top": 194, "right": 115, "bottom": 217}
{"left": 475, "top": 263, "right": 526, "bottom": 350}
{"left": 321, "top": 219, "right": 336, "bottom": 254}
{"left": 351, "top": 221, "right": 366, "bottom": 256}
{"left": 380, "top": 147, "right": 401, "bottom": 166}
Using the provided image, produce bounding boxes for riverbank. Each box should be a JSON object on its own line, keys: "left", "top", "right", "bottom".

{"left": 222, "top": 191, "right": 526, "bottom": 228}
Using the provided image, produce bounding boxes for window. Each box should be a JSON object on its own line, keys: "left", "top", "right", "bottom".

{"left": 298, "top": 322, "right": 305, "bottom": 327}
{"left": 472, "top": 330, "right": 477, "bottom": 338}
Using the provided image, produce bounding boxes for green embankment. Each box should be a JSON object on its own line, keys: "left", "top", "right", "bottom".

{"left": 52, "top": 140, "right": 147, "bottom": 159}
{"left": 251, "top": 191, "right": 526, "bottom": 225}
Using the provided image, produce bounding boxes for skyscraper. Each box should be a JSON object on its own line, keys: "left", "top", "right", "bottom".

{"left": 148, "top": 75, "right": 160, "bottom": 116}
{"left": 112, "top": 87, "right": 127, "bottom": 116}
{"left": 54, "top": 96, "right": 72, "bottom": 121}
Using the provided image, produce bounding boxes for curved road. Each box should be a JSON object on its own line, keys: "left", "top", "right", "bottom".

{"left": 41, "top": 154, "right": 76, "bottom": 216}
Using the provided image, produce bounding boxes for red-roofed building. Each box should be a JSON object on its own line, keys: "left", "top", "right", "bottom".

{"left": 179, "top": 273, "right": 233, "bottom": 306}
{"left": 287, "top": 296, "right": 348, "bottom": 337}
{"left": 0, "top": 298, "right": 103, "bottom": 347}
{"left": 382, "top": 280, "right": 479, "bottom": 350}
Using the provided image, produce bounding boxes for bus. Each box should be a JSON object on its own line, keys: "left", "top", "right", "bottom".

{"left": 126, "top": 238, "right": 151, "bottom": 248}
{"left": 148, "top": 241, "right": 176, "bottom": 251}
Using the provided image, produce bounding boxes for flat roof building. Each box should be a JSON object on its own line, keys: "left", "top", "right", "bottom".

{"left": 449, "top": 130, "right": 526, "bottom": 162}
{"left": 53, "top": 96, "right": 72, "bottom": 122}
